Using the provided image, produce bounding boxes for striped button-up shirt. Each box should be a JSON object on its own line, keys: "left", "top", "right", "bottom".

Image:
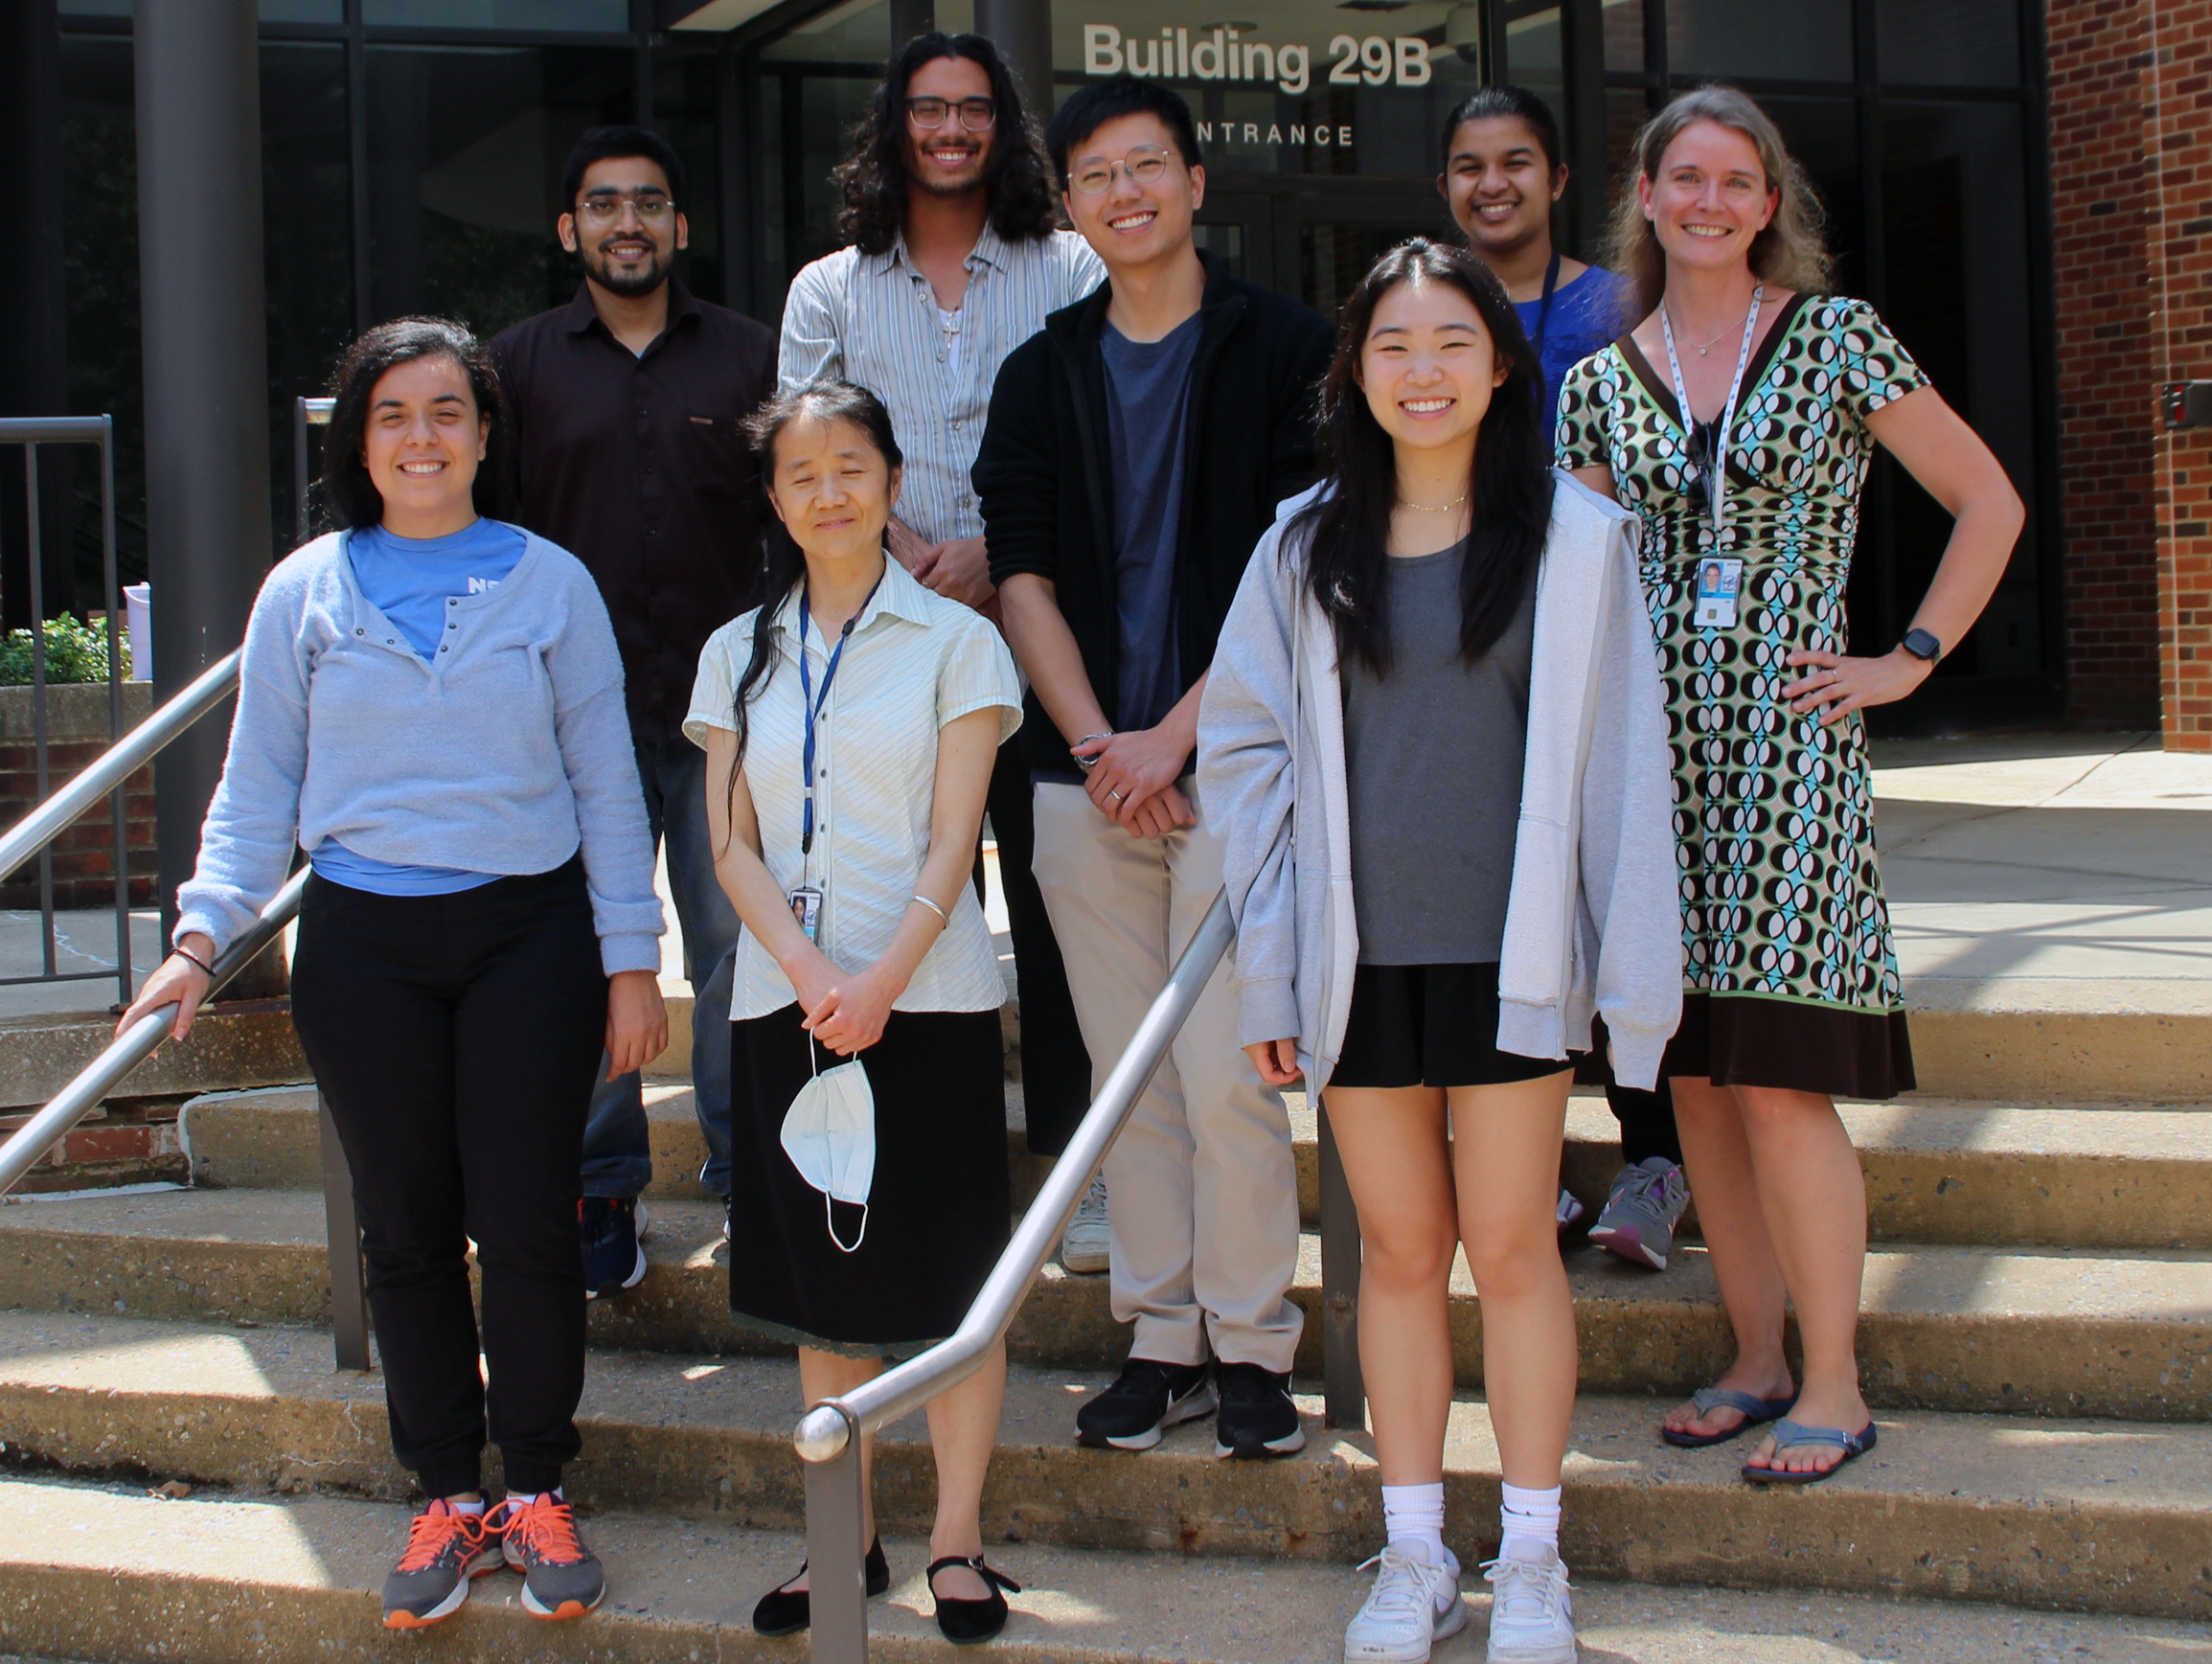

{"left": 684, "top": 557, "right": 1023, "bottom": 1019}
{"left": 778, "top": 225, "right": 1105, "bottom": 546}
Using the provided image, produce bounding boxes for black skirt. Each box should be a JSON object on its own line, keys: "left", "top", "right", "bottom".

{"left": 727, "top": 1004, "right": 1009, "bottom": 1358}
{"left": 1660, "top": 991, "right": 1916, "bottom": 1100}
{"left": 1331, "top": 962, "right": 1578, "bottom": 1090}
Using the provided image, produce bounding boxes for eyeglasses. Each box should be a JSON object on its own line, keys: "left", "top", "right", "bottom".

{"left": 905, "top": 96, "right": 997, "bottom": 131}
{"left": 1683, "top": 419, "right": 1720, "bottom": 524}
{"left": 576, "top": 193, "right": 676, "bottom": 227}
{"left": 1069, "top": 146, "right": 1174, "bottom": 196}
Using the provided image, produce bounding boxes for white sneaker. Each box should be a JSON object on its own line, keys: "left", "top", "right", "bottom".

{"left": 1060, "top": 1176, "right": 1110, "bottom": 1274}
{"left": 1480, "top": 1544, "right": 1577, "bottom": 1664}
{"left": 1344, "top": 1543, "right": 1467, "bottom": 1663}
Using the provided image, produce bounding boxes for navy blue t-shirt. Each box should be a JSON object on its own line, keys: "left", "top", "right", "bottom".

{"left": 1518, "top": 264, "right": 1636, "bottom": 438}
{"left": 1101, "top": 312, "right": 1203, "bottom": 736}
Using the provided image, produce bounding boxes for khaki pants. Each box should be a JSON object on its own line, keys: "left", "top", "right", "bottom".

{"left": 1032, "top": 779, "right": 1303, "bottom": 1373}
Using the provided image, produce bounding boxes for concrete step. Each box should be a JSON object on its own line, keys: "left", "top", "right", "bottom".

{"left": 0, "top": 999, "right": 308, "bottom": 1114}
{"left": 2, "top": 1188, "right": 2204, "bottom": 1421}
{"left": 0, "top": 1474, "right": 2196, "bottom": 1664}
{"left": 182, "top": 1084, "right": 2212, "bottom": 1252}
{"left": 0, "top": 1312, "right": 2205, "bottom": 1621}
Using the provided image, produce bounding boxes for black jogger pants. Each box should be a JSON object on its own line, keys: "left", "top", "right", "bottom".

{"left": 289, "top": 858, "right": 608, "bottom": 1497}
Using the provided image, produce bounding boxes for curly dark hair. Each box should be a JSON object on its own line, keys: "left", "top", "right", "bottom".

{"left": 320, "top": 317, "right": 505, "bottom": 534}
{"left": 833, "top": 33, "right": 1060, "bottom": 257}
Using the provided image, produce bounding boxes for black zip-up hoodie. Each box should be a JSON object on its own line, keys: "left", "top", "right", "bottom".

{"left": 975, "top": 252, "right": 1334, "bottom": 778}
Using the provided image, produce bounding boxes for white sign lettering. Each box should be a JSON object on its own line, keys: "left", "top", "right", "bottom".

{"left": 1083, "top": 23, "right": 1435, "bottom": 96}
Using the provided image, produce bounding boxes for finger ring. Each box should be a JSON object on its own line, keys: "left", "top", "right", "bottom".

{"left": 1107, "top": 788, "right": 1126, "bottom": 802}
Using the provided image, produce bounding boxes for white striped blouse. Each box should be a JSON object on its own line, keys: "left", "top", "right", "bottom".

{"left": 685, "top": 557, "right": 1023, "bottom": 1019}
{"left": 777, "top": 224, "right": 1106, "bottom": 547}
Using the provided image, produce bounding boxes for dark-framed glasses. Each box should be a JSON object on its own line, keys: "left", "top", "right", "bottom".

{"left": 1683, "top": 419, "right": 1721, "bottom": 523}
{"left": 1070, "top": 146, "right": 1173, "bottom": 195}
{"left": 578, "top": 192, "right": 675, "bottom": 226}
{"left": 905, "top": 96, "right": 997, "bottom": 131}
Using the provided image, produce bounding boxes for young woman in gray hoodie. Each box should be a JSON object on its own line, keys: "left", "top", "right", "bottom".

{"left": 1197, "top": 240, "right": 1678, "bottom": 1664}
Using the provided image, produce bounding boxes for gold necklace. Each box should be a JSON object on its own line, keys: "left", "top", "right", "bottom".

{"left": 1402, "top": 492, "right": 1470, "bottom": 513}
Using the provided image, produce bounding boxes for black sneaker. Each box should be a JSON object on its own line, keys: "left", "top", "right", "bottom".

{"left": 1213, "top": 1361, "right": 1306, "bottom": 1459}
{"left": 1075, "top": 1357, "right": 1217, "bottom": 1451}
{"left": 581, "top": 1197, "right": 648, "bottom": 1298}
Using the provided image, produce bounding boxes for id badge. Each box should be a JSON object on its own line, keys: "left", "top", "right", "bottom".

{"left": 787, "top": 885, "right": 823, "bottom": 944}
{"left": 1693, "top": 558, "right": 1745, "bottom": 629}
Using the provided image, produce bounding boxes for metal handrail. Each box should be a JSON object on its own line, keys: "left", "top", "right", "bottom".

{"left": 0, "top": 867, "right": 307, "bottom": 1197}
{"left": 0, "top": 651, "right": 240, "bottom": 888}
{"left": 792, "top": 888, "right": 1236, "bottom": 1662}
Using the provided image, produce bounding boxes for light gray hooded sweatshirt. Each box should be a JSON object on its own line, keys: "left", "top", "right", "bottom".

{"left": 1197, "top": 469, "right": 1681, "bottom": 1094}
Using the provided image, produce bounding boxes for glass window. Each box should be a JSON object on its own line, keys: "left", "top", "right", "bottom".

{"left": 655, "top": 41, "right": 725, "bottom": 305}
{"left": 365, "top": 46, "right": 635, "bottom": 335}
{"left": 1665, "top": 0, "right": 1854, "bottom": 83}
{"left": 260, "top": 43, "right": 353, "bottom": 549}
{"left": 1876, "top": 0, "right": 2021, "bottom": 88}
{"left": 362, "top": 0, "right": 633, "bottom": 30}
{"left": 1603, "top": 0, "right": 1645, "bottom": 74}
{"left": 1875, "top": 101, "right": 2042, "bottom": 677}
{"left": 763, "top": 0, "right": 891, "bottom": 64}
{"left": 261, "top": 0, "right": 345, "bottom": 21}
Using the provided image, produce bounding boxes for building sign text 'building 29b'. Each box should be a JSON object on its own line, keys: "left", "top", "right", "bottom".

{"left": 1083, "top": 24, "right": 1434, "bottom": 95}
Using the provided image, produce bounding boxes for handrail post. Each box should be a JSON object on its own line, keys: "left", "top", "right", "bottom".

{"left": 1317, "top": 1098, "right": 1365, "bottom": 1430}
{"left": 318, "top": 1092, "right": 370, "bottom": 1373}
{"left": 802, "top": 1405, "right": 869, "bottom": 1663}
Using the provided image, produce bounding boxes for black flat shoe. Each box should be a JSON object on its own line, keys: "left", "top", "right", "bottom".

{"left": 927, "top": 1554, "right": 1020, "bottom": 1645}
{"left": 749, "top": 1537, "right": 889, "bottom": 1636}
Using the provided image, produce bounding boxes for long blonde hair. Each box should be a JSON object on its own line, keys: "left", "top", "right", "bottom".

{"left": 1608, "top": 85, "right": 1833, "bottom": 318}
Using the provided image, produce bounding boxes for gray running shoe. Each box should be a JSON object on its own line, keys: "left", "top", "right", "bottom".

{"left": 494, "top": 1493, "right": 605, "bottom": 1620}
{"left": 381, "top": 1498, "right": 501, "bottom": 1630}
{"left": 1060, "top": 1175, "right": 1111, "bottom": 1274}
{"left": 1585, "top": 1157, "right": 1689, "bottom": 1270}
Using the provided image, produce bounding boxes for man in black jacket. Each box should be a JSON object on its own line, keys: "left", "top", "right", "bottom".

{"left": 975, "top": 75, "right": 1333, "bottom": 1461}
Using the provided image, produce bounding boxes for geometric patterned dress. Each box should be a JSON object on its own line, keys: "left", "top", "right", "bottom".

{"left": 1556, "top": 292, "right": 1927, "bottom": 1098}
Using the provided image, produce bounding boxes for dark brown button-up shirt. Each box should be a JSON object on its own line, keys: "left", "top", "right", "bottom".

{"left": 490, "top": 281, "right": 777, "bottom": 742}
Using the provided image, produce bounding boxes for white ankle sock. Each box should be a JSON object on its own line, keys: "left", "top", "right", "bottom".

{"left": 448, "top": 1494, "right": 487, "bottom": 1518}
{"left": 1380, "top": 1481, "right": 1448, "bottom": 1562}
{"left": 1498, "top": 1482, "right": 1561, "bottom": 1558}
{"left": 504, "top": 1488, "right": 562, "bottom": 1510}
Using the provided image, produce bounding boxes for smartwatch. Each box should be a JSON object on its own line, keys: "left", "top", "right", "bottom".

{"left": 1900, "top": 627, "right": 1943, "bottom": 664}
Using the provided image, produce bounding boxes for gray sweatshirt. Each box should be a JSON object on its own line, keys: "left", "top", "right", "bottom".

{"left": 1197, "top": 471, "right": 1682, "bottom": 1092}
{"left": 174, "top": 529, "right": 664, "bottom": 974}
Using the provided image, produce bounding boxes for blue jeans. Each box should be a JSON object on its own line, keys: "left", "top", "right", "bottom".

{"left": 581, "top": 734, "right": 741, "bottom": 1199}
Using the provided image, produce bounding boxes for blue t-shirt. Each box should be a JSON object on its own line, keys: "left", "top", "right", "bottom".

{"left": 312, "top": 518, "right": 531, "bottom": 897}
{"left": 1518, "top": 264, "right": 1636, "bottom": 438}
{"left": 1101, "top": 312, "right": 1203, "bottom": 740}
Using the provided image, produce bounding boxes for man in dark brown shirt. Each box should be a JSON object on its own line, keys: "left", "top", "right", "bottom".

{"left": 490, "top": 125, "right": 776, "bottom": 1296}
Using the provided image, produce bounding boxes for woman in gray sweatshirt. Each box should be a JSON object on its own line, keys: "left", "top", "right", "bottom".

{"left": 1197, "top": 240, "right": 1677, "bottom": 1664}
{"left": 121, "top": 319, "right": 665, "bottom": 1631}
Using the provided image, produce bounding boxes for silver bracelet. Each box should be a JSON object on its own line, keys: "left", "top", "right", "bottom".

{"left": 909, "top": 893, "right": 950, "bottom": 927}
{"left": 1074, "top": 732, "right": 1113, "bottom": 771}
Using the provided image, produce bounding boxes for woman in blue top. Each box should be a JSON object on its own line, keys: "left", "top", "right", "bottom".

{"left": 1441, "top": 84, "right": 1692, "bottom": 1272}
{"left": 121, "top": 318, "right": 667, "bottom": 1631}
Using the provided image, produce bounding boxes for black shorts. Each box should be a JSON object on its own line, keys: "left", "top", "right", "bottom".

{"left": 1330, "top": 962, "right": 1577, "bottom": 1090}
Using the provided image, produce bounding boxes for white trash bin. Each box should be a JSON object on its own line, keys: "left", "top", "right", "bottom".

{"left": 124, "top": 582, "right": 150, "bottom": 682}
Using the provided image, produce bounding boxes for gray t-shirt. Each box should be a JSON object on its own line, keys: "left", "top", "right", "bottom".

{"left": 1340, "top": 537, "right": 1538, "bottom": 964}
{"left": 1101, "top": 313, "right": 1202, "bottom": 734}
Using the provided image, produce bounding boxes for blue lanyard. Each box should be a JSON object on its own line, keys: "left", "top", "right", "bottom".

{"left": 798, "top": 575, "right": 882, "bottom": 857}
{"left": 1528, "top": 250, "right": 1562, "bottom": 356}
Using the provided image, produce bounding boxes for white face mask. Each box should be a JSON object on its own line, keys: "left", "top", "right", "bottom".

{"left": 779, "top": 1041, "right": 876, "bottom": 1253}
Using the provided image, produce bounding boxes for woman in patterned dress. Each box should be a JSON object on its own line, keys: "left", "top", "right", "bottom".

{"left": 1556, "top": 86, "right": 2022, "bottom": 1481}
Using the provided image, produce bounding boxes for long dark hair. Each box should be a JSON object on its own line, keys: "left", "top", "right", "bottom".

{"left": 1292, "top": 239, "right": 1553, "bottom": 673}
{"left": 320, "top": 317, "right": 505, "bottom": 534}
{"left": 833, "top": 34, "right": 1060, "bottom": 258}
{"left": 718, "top": 381, "right": 904, "bottom": 822}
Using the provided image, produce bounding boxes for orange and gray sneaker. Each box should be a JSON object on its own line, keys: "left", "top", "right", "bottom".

{"left": 381, "top": 1497, "right": 502, "bottom": 1629}
{"left": 491, "top": 1492, "right": 605, "bottom": 1620}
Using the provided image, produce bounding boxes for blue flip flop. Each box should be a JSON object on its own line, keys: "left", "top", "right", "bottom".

{"left": 1659, "top": 1386, "right": 1798, "bottom": 1448}
{"left": 1741, "top": 1418, "right": 1878, "bottom": 1484}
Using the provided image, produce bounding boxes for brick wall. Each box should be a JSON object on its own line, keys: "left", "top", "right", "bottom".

{"left": 0, "top": 683, "right": 157, "bottom": 910}
{"left": 2046, "top": 0, "right": 2212, "bottom": 741}
{"left": 2149, "top": 0, "right": 2212, "bottom": 747}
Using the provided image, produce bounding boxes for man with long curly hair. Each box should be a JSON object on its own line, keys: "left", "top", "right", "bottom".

{"left": 778, "top": 34, "right": 1106, "bottom": 1262}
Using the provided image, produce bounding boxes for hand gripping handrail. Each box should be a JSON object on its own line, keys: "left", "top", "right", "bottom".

{"left": 0, "top": 866, "right": 308, "bottom": 1198}
{"left": 791, "top": 887, "right": 1235, "bottom": 1663}
{"left": 0, "top": 651, "right": 241, "bottom": 888}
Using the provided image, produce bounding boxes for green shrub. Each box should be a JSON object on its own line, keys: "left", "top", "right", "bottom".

{"left": 0, "top": 613, "right": 128, "bottom": 687}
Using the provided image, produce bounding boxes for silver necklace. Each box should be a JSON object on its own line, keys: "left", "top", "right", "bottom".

{"left": 1665, "top": 301, "right": 1752, "bottom": 356}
